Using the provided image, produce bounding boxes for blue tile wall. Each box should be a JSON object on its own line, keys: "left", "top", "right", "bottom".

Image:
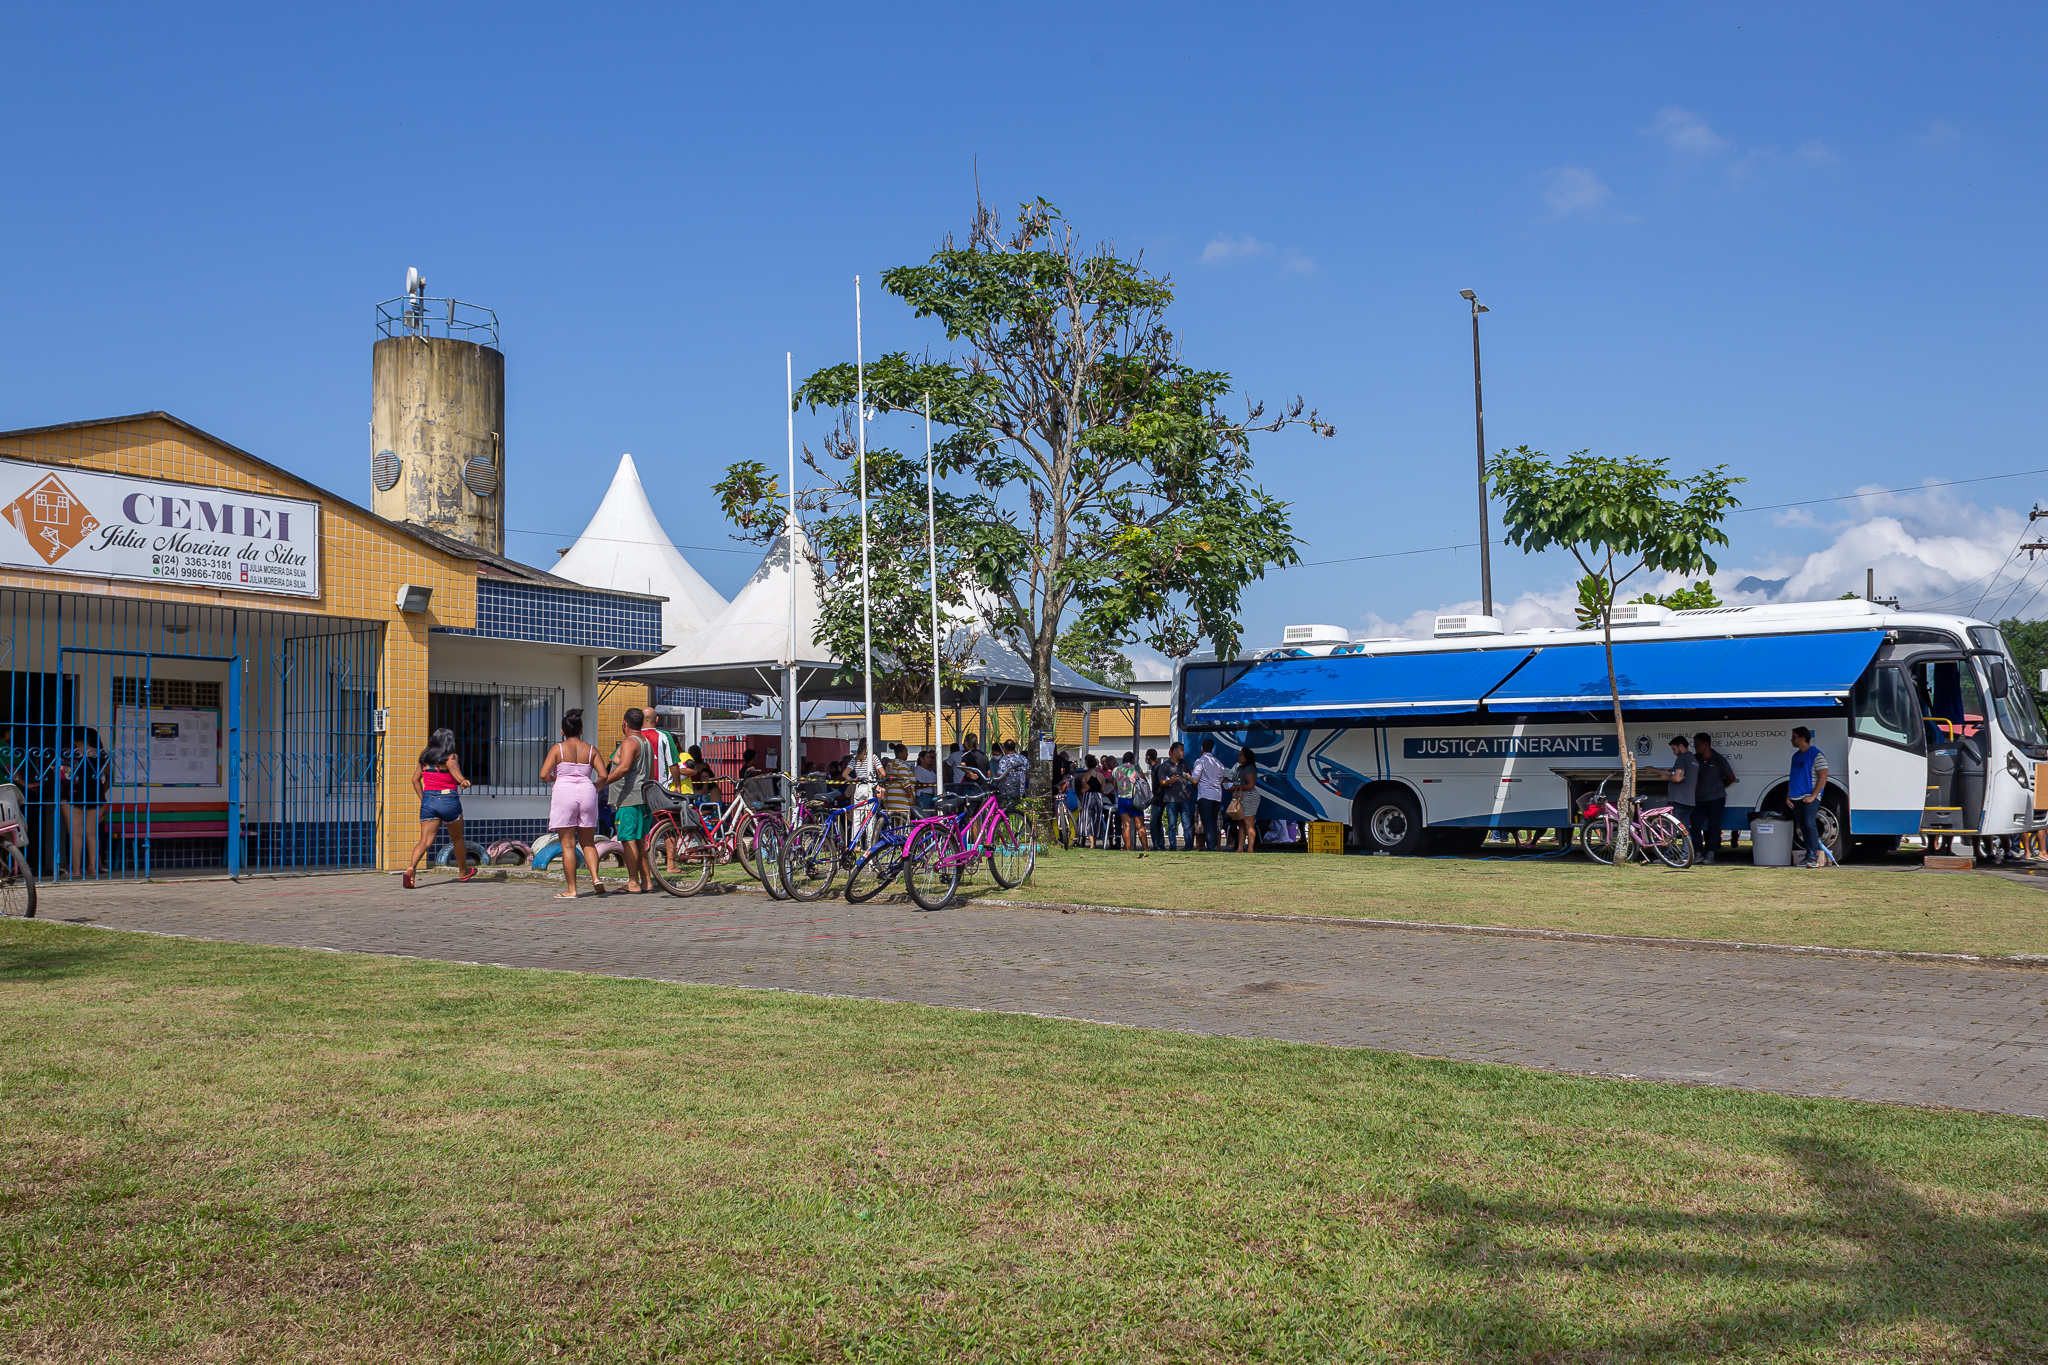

{"left": 436, "top": 580, "right": 663, "bottom": 653}
{"left": 654, "top": 685, "right": 752, "bottom": 711}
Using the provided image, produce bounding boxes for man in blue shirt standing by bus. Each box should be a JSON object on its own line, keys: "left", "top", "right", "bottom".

{"left": 1788, "top": 727, "right": 1832, "bottom": 869}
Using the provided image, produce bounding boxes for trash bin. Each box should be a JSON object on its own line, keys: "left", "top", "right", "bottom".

{"left": 1749, "top": 815, "right": 1794, "bottom": 867}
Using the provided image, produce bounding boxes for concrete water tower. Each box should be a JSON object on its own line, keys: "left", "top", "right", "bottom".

{"left": 370, "top": 269, "right": 506, "bottom": 554}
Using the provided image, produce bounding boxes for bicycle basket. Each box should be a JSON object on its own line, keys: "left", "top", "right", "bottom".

{"left": 740, "top": 775, "right": 782, "bottom": 811}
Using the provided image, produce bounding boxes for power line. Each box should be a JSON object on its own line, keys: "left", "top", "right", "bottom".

{"left": 511, "top": 463, "right": 2048, "bottom": 571}
{"left": 504, "top": 526, "right": 758, "bottom": 556}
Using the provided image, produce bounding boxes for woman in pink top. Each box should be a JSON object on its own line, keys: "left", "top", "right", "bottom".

{"left": 403, "top": 728, "right": 473, "bottom": 888}
{"left": 540, "top": 708, "right": 608, "bottom": 899}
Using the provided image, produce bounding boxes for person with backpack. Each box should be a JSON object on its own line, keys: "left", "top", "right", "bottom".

{"left": 993, "top": 738, "right": 1030, "bottom": 808}
{"left": 1115, "top": 750, "right": 1152, "bottom": 851}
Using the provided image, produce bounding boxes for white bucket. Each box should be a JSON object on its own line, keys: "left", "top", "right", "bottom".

{"left": 1750, "top": 817, "right": 1794, "bottom": 867}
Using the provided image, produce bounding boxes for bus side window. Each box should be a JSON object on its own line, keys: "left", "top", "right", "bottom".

{"left": 1850, "top": 666, "right": 1919, "bottom": 749}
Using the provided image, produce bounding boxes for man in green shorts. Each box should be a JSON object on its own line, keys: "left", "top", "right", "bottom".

{"left": 605, "top": 707, "right": 654, "bottom": 892}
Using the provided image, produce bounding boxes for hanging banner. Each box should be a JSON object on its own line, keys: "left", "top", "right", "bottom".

{"left": 0, "top": 457, "right": 320, "bottom": 599}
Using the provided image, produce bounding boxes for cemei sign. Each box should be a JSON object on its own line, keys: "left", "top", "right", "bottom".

{"left": 0, "top": 459, "right": 320, "bottom": 599}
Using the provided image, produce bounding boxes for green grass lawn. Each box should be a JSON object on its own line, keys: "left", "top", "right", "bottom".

{"left": 1007, "top": 846, "right": 2048, "bottom": 958}
{"left": 3, "top": 920, "right": 2045, "bottom": 1362}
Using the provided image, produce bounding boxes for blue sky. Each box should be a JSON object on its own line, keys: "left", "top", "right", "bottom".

{"left": 5, "top": 3, "right": 2044, "bottom": 665}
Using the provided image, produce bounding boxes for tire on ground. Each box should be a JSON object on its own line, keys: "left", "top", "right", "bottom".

{"left": 1353, "top": 784, "right": 1426, "bottom": 856}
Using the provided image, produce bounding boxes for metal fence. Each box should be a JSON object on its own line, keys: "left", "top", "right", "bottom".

{"left": 0, "top": 589, "right": 381, "bottom": 880}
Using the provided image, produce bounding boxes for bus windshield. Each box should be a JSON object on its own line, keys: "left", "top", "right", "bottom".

{"left": 1970, "top": 626, "right": 2048, "bottom": 748}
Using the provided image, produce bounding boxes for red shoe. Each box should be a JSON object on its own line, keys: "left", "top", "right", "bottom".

{"left": 458, "top": 867, "right": 478, "bottom": 883}
{"left": 402, "top": 871, "right": 416, "bottom": 889}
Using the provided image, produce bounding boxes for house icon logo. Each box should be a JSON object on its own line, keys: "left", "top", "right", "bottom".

{"left": 3, "top": 473, "right": 101, "bottom": 565}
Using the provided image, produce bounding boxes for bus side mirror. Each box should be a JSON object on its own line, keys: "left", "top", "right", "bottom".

{"left": 1989, "top": 661, "right": 2011, "bottom": 699}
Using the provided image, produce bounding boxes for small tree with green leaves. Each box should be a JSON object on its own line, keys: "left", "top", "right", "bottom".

{"left": 1491, "top": 448, "right": 1744, "bottom": 860}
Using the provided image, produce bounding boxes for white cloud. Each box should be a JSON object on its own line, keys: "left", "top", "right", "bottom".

{"left": 1716, "top": 485, "right": 2029, "bottom": 613}
{"left": 1542, "top": 166, "right": 1612, "bottom": 215}
{"left": 1649, "top": 106, "right": 1733, "bottom": 154}
{"left": 1356, "top": 485, "right": 2047, "bottom": 642}
{"left": 1201, "top": 234, "right": 1272, "bottom": 264}
{"left": 1281, "top": 248, "right": 1316, "bottom": 275}
{"left": 1127, "top": 653, "right": 1174, "bottom": 682}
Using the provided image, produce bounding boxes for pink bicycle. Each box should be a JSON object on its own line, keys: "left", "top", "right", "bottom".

{"left": 899, "top": 788, "right": 1036, "bottom": 910}
{"left": 1579, "top": 777, "right": 1693, "bottom": 868}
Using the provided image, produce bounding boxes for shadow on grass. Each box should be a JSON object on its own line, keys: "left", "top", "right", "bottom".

{"left": 1403, "top": 1136, "right": 2048, "bottom": 1361}
{"left": 0, "top": 933, "right": 132, "bottom": 983}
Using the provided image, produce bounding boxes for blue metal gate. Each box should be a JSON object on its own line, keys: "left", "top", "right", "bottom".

{"left": 0, "top": 589, "right": 381, "bottom": 880}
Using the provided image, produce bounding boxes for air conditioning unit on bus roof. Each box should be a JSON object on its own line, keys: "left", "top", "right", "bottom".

{"left": 1606, "top": 602, "right": 1675, "bottom": 627}
{"left": 1281, "top": 623, "right": 1350, "bottom": 646}
{"left": 1433, "top": 614, "right": 1504, "bottom": 638}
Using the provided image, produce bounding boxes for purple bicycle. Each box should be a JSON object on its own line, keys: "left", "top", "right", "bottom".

{"left": 900, "top": 787, "right": 1036, "bottom": 910}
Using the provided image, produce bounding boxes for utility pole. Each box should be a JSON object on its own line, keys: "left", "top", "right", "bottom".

{"left": 1460, "top": 290, "right": 1493, "bottom": 617}
{"left": 2021, "top": 504, "right": 2048, "bottom": 560}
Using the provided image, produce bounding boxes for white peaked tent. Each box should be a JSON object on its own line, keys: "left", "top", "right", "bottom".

{"left": 555, "top": 453, "right": 729, "bottom": 645}
{"left": 604, "top": 521, "right": 847, "bottom": 698}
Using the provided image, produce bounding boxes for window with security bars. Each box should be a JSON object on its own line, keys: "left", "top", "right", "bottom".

{"left": 111, "top": 677, "right": 223, "bottom": 711}
{"left": 332, "top": 677, "right": 376, "bottom": 789}
{"left": 427, "top": 682, "right": 560, "bottom": 792}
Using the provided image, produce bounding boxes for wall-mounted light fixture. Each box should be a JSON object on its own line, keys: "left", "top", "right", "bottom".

{"left": 394, "top": 583, "right": 433, "bottom": 613}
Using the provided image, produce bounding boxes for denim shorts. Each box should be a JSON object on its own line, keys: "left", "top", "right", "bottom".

{"left": 420, "top": 791, "right": 463, "bottom": 823}
{"left": 1116, "top": 796, "right": 1135, "bottom": 817}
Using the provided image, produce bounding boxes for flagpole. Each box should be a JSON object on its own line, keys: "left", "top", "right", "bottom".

{"left": 926, "top": 391, "right": 943, "bottom": 799}
{"left": 783, "top": 351, "right": 799, "bottom": 811}
{"left": 855, "top": 276, "right": 874, "bottom": 767}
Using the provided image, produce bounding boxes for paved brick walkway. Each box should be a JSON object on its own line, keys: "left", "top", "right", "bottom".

{"left": 32, "top": 872, "right": 2048, "bottom": 1118}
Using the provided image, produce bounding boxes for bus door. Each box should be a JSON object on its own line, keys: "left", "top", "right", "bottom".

{"left": 1908, "top": 656, "right": 1986, "bottom": 834}
{"left": 1845, "top": 660, "right": 1927, "bottom": 836}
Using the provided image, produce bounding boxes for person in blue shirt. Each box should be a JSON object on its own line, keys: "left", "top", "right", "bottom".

{"left": 1788, "top": 727, "right": 1832, "bottom": 868}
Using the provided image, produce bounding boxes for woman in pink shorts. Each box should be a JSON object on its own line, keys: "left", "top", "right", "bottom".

{"left": 539, "top": 708, "right": 607, "bottom": 898}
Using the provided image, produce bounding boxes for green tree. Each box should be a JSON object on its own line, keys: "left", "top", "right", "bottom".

{"left": 1638, "top": 580, "right": 1723, "bottom": 611}
{"left": 1998, "top": 618, "right": 2048, "bottom": 724}
{"left": 1491, "top": 447, "right": 1744, "bottom": 859}
{"left": 718, "top": 198, "right": 1330, "bottom": 799}
{"left": 1056, "top": 617, "right": 1137, "bottom": 692}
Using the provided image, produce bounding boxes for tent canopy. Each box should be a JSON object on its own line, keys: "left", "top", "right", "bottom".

{"left": 604, "top": 523, "right": 844, "bottom": 697}
{"left": 554, "top": 453, "right": 729, "bottom": 646}
{"left": 953, "top": 632, "right": 1135, "bottom": 706}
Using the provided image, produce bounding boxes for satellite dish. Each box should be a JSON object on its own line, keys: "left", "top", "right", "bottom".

{"left": 405, "top": 267, "right": 424, "bottom": 297}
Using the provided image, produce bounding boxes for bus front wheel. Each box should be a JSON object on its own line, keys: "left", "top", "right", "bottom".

{"left": 1355, "top": 788, "right": 1426, "bottom": 856}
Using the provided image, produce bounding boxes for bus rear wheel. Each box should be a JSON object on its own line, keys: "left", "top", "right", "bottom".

{"left": 1355, "top": 788, "right": 1425, "bottom": 856}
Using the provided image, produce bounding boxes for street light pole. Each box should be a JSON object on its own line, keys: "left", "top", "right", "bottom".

{"left": 1461, "top": 289, "right": 1493, "bottom": 618}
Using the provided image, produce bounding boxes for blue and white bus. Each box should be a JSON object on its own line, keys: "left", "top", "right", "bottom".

{"left": 1174, "top": 599, "right": 2048, "bottom": 860}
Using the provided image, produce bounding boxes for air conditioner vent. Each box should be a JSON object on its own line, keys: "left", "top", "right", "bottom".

{"left": 1434, "top": 614, "right": 1503, "bottom": 638}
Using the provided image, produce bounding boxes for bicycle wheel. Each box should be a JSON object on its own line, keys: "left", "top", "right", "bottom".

{"left": 1580, "top": 818, "right": 1616, "bottom": 865}
{"left": 903, "top": 824, "right": 961, "bottom": 911}
{"left": 844, "top": 836, "right": 905, "bottom": 904}
{"left": 1642, "top": 810, "right": 1694, "bottom": 868}
{"left": 647, "top": 817, "right": 714, "bottom": 897}
{"left": 0, "top": 842, "right": 34, "bottom": 918}
{"left": 733, "top": 812, "right": 763, "bottom": 880}
{"left": 987, "top": 808, "right": 1036, "bottom": 888}
{"left": 781, "top": 823, "right": 842, "bottom": 901}
{"left": 753, "top": 817, "right": 789, "bottom": 899}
